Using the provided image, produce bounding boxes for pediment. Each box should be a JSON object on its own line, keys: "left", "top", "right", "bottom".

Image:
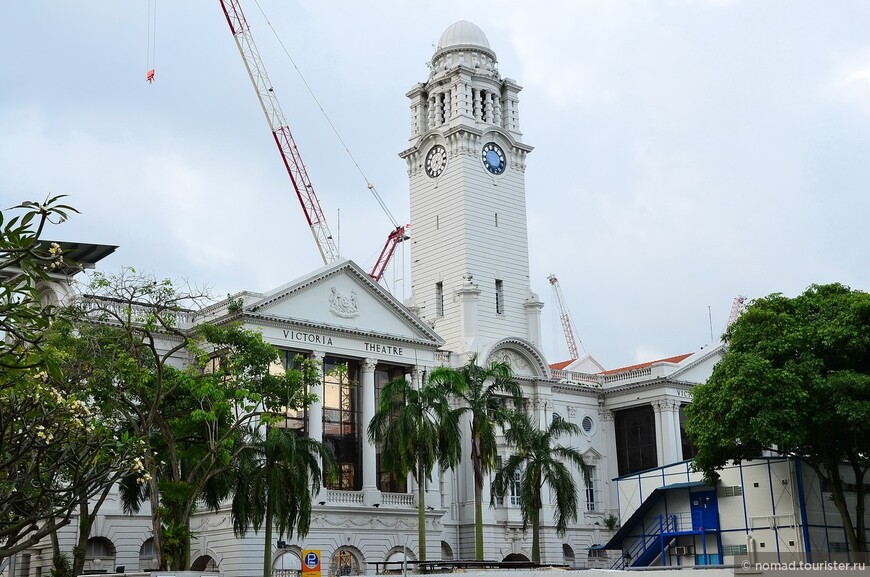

{"left": 669, "top": 343, "right": 726, "bottom": 384}
{"left": 483, "top": 338, "right": 550, "bottom": 378}
{"left": 243, "top": 260, "right": 442, "bottom": 346}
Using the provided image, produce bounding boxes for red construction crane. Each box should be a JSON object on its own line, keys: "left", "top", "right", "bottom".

{"left": 726, "top": 295, "right": 747, "bottom": 328}
{"left": 548, "top": 274, "right": 585, "bottom": 361}
{"left": 218, "top": 1, "right": 404, "bottom": 280}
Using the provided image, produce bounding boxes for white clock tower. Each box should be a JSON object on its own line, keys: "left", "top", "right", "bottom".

{"left": 401, "top": 21, "right": 544, "bottom": 363}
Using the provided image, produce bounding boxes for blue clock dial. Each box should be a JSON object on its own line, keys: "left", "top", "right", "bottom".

{"left": 481, "top": 142, "right": 506, "bottom": 175}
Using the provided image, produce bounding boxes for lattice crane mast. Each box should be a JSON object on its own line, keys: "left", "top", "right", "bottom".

{"left": 548, "top": 274, "right": 584, "bottom": 361}
{"left": 218, "top": 1, "right": 405, "bottom": 281}
{"left": 726, "top": 295, "right": 747, "bottom": 328}
{"left": 220, "top": 0, "right": 337, "bottom": 265}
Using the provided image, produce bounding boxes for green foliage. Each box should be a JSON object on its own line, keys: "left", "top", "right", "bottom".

{"left": 50, "top": 552, "right": 73, "bottom": 577}
{"left": 686, "top": 283, "right": 870, "bottom": 553}
{"left": 0, "top": 196, "right": 77, "bottom": 372}
{"left": 604, "top": 513, "right": 618, "bottom": 531}
{"left": 0, "top": 197, "right": 139, "bottom": 561}
{"left": 492, "top": 412, "right": 591, "bottom": 563}
{"left": 428, "top": 354, "right": 523, "bottom": 560}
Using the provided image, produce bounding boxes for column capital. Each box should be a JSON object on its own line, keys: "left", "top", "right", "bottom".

{"left": 310, "top": 351, "right": 325, "bottom": 362}
{"left": 362, "top": 358, "right": 377, "bottom": 372}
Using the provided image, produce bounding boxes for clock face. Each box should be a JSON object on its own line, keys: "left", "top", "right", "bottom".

{"left": 482, "top": 142, "right": 506, "bottom": 175}
{"left": 425, "top": 145, "right": 447, "bottom": 178}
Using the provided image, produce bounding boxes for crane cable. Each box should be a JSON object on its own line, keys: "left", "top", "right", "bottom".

{"left": 145, "top": 0, "right": 157, "bottom": 83}
{"left": 251, "top": 0, "right": 401, "bottom": 229}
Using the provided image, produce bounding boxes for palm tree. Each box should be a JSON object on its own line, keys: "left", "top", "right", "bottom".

{"left": 428, "top": 355, "right": 523, "bottom": 560}
{"left": 367, "top": 373, "right": 464, "bottom": 561}
{"left": 228, "top": 425, "right": 332, "bottom": 577}
{"left": 491, "top": 412, "right": 591, "bottom": 563}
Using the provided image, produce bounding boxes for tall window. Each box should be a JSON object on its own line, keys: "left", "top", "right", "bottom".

{"left": 495, "top": 279, "right": 504, "bottom": 314}
{"left": 274, "top": 350, "right": 307, "bottom": 434}
{"left": 375, "top": 364, "right": 408, "bottom": 493}
{"left": 435, "top": 282, "right": 444, "bottom": 316}
{"left": 323, "top": 357, "right": 361, "bottom": 490}
{"left": 494, "top": 456, "right": 521, "bottom": 506}
{"left": 586, "top": 466, "right": 597, "bottom": 511}
{"left": 614, "top": 405, "right": 658, "bottom": 476}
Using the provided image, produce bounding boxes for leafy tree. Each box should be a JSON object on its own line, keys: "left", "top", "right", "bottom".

{"left": 0, "top": 196, "right": 76, "bottom": 371}
{"left": 492, "top": 412, "right": 591, "bottom": 563}
{"left": 0, "top": 197, "right": 136, "bottom": 560}
{"left": 230, "top": 425, "right": 333, "bottom": 577}
{"left": 686, "top": 283, "right": 870, "bottom": 556}
{"left": 428, "top": 355, "right": 522, "bottom": 560}
{"left": 74, "top": 270, "right": 305, "bottom": 569}
{"left": 227, "top": 356, "right": 332, "bottom": 577}
{"left": 368, "top": 373, "right": 464, "bottom": 561}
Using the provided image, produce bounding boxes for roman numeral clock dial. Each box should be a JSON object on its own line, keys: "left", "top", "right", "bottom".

{"left": 425, "top": 144, "right": 447, "bottom": 178}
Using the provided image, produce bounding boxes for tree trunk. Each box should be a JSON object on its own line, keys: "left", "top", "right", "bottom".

{"left": 824, "top": 460, "right": 863, "bottom": 558}
{"left": 531, "top": 503, "right": 541, "bottom": 564}
{"left": 474, "top": 482, "right": 484, "bottom": 561}
{"left": 72, "top": 502, "right": 93, "bottom": 577}
{"left": 264, "top": 471, "right": 274, "bottom": 577}
{"left": 417, "top": 456, "right": 427, "bottom": 562}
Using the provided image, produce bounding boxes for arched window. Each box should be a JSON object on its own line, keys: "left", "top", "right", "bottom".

{"left": 84, "top": 537, "right": 116, "bottom": 573}
{"left": 139, "top": 538, "right": 156, "bottom": 571}
{"left": 562, "top": 544, "right": 575, "bottom": 566}
{"left": 273, "top": 549, "right": 302, "bottom": 577}
{"left": 191, "top": 555, "right": 219, "bottom": 572}
{"left": 440, "top": 541, "right": 454, "bottom": 561}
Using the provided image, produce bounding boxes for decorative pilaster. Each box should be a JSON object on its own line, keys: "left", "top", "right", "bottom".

{"left": 455, "top": 273, "right": 481, "bottom": 354}
{"left": 523, "top": 290, "right": 544, "bottom": 347}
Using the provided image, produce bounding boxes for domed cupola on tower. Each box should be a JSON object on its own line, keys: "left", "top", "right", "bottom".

{"left": 430, "top": 20, "right": 498, "bottom": 78}
{"left": 401, "top": 21, "right": 541, "bottom": 363}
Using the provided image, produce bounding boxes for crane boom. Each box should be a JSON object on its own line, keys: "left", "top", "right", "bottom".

{"left": 548, "top": 274, "right": 584, "bottom": 361}
{"left": 219, "top": 0, "right": 339, "bottom": 265}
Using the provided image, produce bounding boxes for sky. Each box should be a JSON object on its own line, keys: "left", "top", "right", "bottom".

{"left": 3, "top": 1, "right": 870, "bottom": 370}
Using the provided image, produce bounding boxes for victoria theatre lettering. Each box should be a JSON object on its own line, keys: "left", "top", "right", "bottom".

{"left": 365, "top": 342, "right": 404, "bottom": 356}
{"left": 283, "top": 329, "right": 333, "bottom": 346}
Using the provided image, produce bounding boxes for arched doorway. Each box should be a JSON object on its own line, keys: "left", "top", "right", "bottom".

{"left": 440, "top": 541, "right": 454, "bottom": 561}
{"left": 84, "top": 537, "right": 116, "bottom": 573}
{"left": 330, "top": 547, "right": 362, "bottom": 576}
{"left": 503, "top": 553, "right": 529, "bottom": 563}
{"left": 562, "top": 544, "right": 575, "bottom": 566}
{"left": 191, "top": 555, "right": 219, "bottom": 572}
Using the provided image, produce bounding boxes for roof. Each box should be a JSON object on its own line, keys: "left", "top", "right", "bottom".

{"left": 40, "top": 240, "right": 117, "bottom": 275}
{"left": 437, "top": 21, "right": 490, "bottom": 50}
{"left": 600, "top": 353, "right": 693, "bottom": 376}
{"left": 549, "top": 359, "right": 575, "bottom": 370}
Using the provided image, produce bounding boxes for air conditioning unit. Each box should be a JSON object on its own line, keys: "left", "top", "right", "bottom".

{"left": 673, "top": 546, "right": 691, "bottom": 556}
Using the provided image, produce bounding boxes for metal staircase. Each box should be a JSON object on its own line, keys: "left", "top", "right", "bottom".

{"left": 609, "top": 511, "right": 702, "bottom": 569}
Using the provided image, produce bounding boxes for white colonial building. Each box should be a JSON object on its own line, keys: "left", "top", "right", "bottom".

{"left": 7, "top": 20, "right": 866, "bottom": 577}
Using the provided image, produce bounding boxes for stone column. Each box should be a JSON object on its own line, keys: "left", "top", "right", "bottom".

{"left": 309, "top": 351, "right": 325, "bottom": 501}
{"left": 472, "top": 88, "right": 482, "bottom": 121}
{"left": 428, "top": 94, "right": 437, "bottom": 130}
{"left": 661, "top": 400, "right": 680, "bottom": 464}
{"left": 361, "top": 358, "right": 380, "bottom": 506}
{"left": 484, "top": 91, "right": 494, "bottom": 123}
{"left": 652, "top": 401, "right": 664, "bottom": 467}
